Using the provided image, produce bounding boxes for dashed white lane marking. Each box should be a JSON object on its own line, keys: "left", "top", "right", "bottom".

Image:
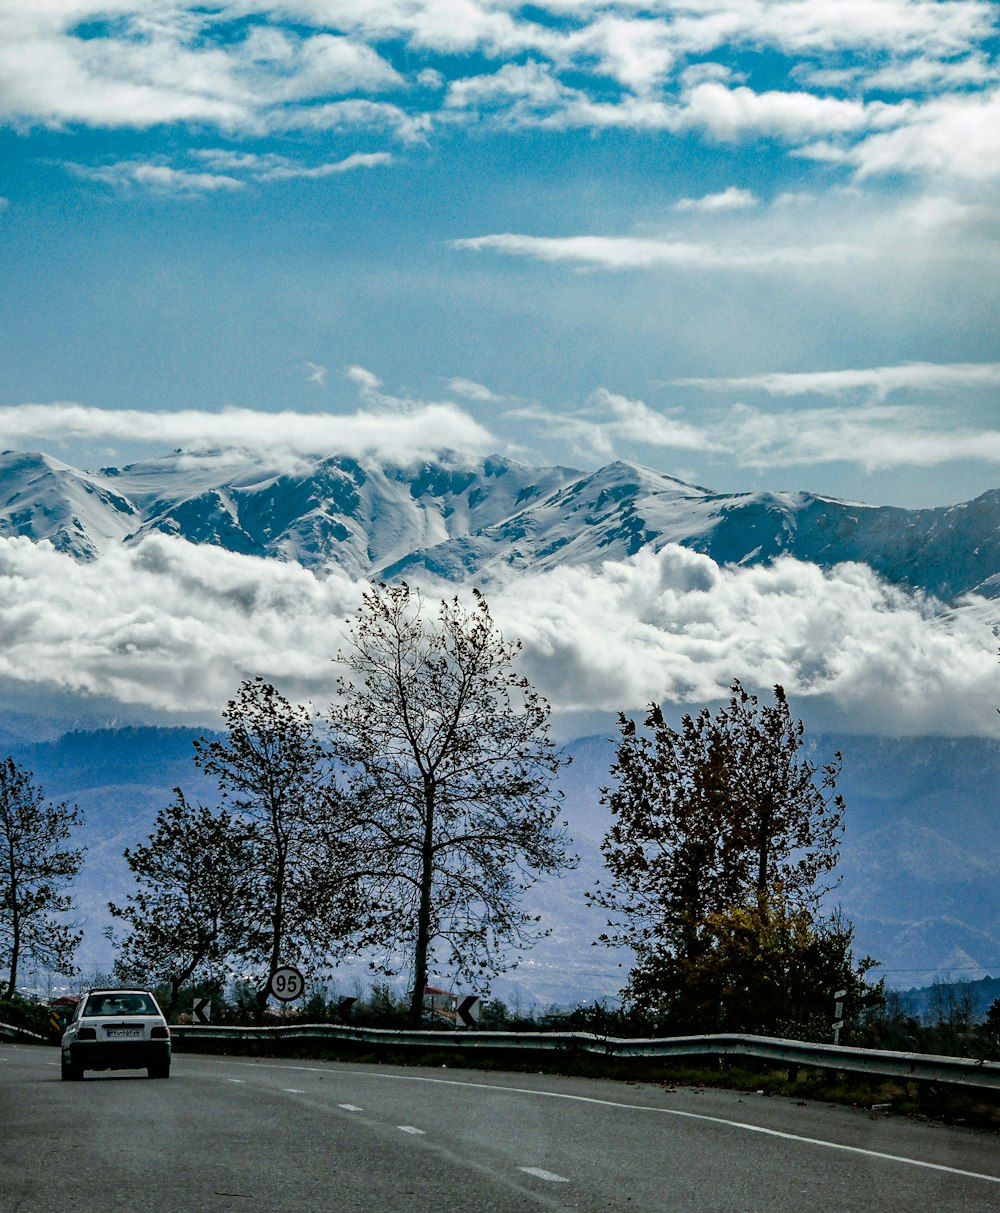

{"left": 520, "top": 1167, "right": 569, "bottom": 1183}
{"left": 397, "top": 1125, "right": 425, "bottom": 1135}
{"left": 282, "top": 1088, "right": 305, "bottom": 1094}
{"left": 228, "top": 1079, "right": 244, "bottom": 1084}
{"left": 259, "top": 1062, "right": 1000, "bottom": 1188}
{"left": 339, "top": 1104, "right": 363, "bottom": 1112}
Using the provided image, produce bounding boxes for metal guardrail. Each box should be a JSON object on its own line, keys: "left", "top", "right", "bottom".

{"left": 170, "top": 1023, "right": 1000, "bottom": 1093}
{"left": 0, "top": 1020, "right": 48, "bottom": 1042}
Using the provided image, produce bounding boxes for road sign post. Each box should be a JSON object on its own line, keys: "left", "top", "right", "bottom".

{"left": 457, "top": 996, "right": 480, "bottom": 1027}
{"left": 269, "top": 966, "right": 305, "bottom": 1003}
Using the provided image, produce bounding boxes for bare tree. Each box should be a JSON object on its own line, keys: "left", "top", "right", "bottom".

{"left": 328, "top": 583, "right": 574, "bottom": 1023}
{"left": 0, "top": 757, "right": 84, "bottom": 998}
{"left": 194, "top": 678, "right": 364, "bottom": 1010}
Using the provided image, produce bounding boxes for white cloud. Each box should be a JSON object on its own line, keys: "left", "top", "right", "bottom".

{"left": 515, "top": 385, "right": 1000, "bottom": 472}
{"left": 82, "top": 149, "right": 394, "bottom": 192}
{"left": 507, "top": 389, "right": 719, "bottom": 462}
{"left": 250, "top": 150, "right": 392, "bottom": 180}
{"left": 0, "top": 7, "right": 401, "bottom": 132}
{"left": 676, "top": 361, "right": 1000, "bottom": 399}
{"left": 69, "top": 159, "right": 244, "bottom": 193}
{"left": 678, "top": 81, "right": 907, "bottom": 141}
{"left": 266, "top": 98, "right": 431, "bottom": 141}
{"left": 346, "top": 364, "right": 383, "bottom": 392}
{"left": 558, "top": 15, "right": 677, "bottom": 93}
{"left": 448, "top": 378, "right": 505, "bottom": 403}
{"left": 489, "top": 546, "right": 1000, "bottom": 738}
{"left": 721, "top": 402, "right": 1000, "bottom": 471}
{"left": 0, "top": 533, "right": 366, "bottom": 716}
{"left": 1, "top": 1, "right": 994, "bottom": 179}
{"left": 674, "top": 185, "right": 758, "bottom": 211}
{"left": 0, "top": 399, "right": 498, "bottom": 466}
{"left": 0, "top": 533, "right": 994, "bottom": 739}
{"left": 844, "top": 89, "right": 1000, "bottom": 181}
{"left": 451, "top": 231, "right": 863, "bottom": 270}
{"left": 304, "top": 361, "right": 327, "bottom": 387}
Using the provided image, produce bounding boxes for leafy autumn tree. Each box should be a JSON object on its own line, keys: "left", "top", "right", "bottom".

{"left": 194, "top": 678, "right": 365, "bottom": 1009}
{"left": 108, "top": 790, "right": 255, "bottom": 1017}
{"left": 0, "top": 757, "right": 84, "bottom": 998}
{"left": 627, "top": 896, "right": 879, "bottom": 1038}
{"left": 328, "top": 583, "right": 574, "bottom": 1023}
{"left": 594, "top": 681, "right": 849, "bottom": 1029}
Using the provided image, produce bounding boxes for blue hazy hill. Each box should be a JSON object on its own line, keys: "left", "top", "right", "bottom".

{"left": 5, "top": 724, "right": 998, "bottom": 1003}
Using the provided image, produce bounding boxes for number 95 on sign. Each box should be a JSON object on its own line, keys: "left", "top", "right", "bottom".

{"left": 269, "top": 966, "right": 305, "bottom": 1002}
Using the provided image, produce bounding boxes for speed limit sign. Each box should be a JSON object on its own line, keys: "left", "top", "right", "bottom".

{"left": 268, "top": 965, "right": 305, "bottom": 1002}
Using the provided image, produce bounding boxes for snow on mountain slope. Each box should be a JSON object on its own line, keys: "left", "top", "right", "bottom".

{"left": 1, "top": 447, "right": 997, "bottom": 606}
{"left": 0, "top": 449, "right": 138, "bottom": 559}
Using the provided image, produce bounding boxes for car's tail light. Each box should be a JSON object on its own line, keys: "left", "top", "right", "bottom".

{"left": 77, "top": 1027, "right": 97, "bottom": 1040}
{"left": 150, "top": 1025, "right": 170, "bottom": 1039}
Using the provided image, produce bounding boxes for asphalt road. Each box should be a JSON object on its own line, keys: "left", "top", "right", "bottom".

{"left": 2, "top": 1042, "right": 998, "bottom": 1212}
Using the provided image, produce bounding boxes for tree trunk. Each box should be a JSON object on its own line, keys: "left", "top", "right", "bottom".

{"left": 258, "top": 848, "right": 287, "bottom": 1014}
{"left": 3, "top": 870, "right": 18, "bottom": 1000}
{"left": 755, "top": 799, "right": 773, "bottom": 898}
{"left": 409, "top": 781, "right": 436, "bottom": 1024}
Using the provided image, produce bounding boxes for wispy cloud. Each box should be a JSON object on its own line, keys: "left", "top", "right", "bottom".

{"left": 8, "top": 360, "right": 1000, "bottom": 477}
{"left": 676, "top": 361, "right": 1000, "bottom": 398}
{"left": 0, "top": 400, "right": 497, "bottom": 466}
{"left": 69, "top": 160, "right": 244, "bottom": 194}
{"left": 451, "top": 231, "right": 863, "bottom": 270}
{"left": 721, "top": 402, "right": 1000, "bottom": 470}
{"left": 507, "top": 389, "right": 719, "bottom": 462}
{"left": 674, "top": 186, "right": 758, "bottom": 212}
{"left": 72, "top": 149, "right": 393, "bottom": 194}
{"left": 448, "top": 378, "right": 507, "bottom": 403}
{"left": 195, "top": 148, "right": 393, "bottom": 180}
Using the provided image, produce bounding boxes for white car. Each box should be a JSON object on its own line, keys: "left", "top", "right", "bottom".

{"left": 61, "top": 988, "right": 171, "bottom": 1080}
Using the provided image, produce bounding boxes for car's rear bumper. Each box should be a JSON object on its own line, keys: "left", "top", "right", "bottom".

{"left": 66, "top": 1041, "right": 171, "bottom": 1071}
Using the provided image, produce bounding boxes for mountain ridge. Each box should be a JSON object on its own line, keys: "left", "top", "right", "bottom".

{"left": 2, "top": 447, "right": 998, "bottom": 604}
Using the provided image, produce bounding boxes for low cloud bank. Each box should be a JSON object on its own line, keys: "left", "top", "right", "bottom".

{"left": 0, "top": 535, "right": 995, "bottom": 740}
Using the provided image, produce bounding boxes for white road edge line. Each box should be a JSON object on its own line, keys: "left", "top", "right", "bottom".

{"left": 255, "top": 1061, "right": 1000, "bottom": 1187}
{"left": 397, "top": 1125, "right": 425, "bottom": 1135}
{"left": 520, "top": 1167, "right": 569, "bottom": 1183}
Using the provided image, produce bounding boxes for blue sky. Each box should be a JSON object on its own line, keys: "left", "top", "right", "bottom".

{"left": 1, "top": 2, "right": 998, "bottom": 509}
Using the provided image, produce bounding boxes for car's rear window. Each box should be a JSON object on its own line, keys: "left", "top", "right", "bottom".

{"left": 84, "top": 993, "right": 157, "bottom": 1017}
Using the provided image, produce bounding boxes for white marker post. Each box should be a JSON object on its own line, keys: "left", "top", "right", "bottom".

{"left": 833, "top": 988, "right": 847, "bottom": 1045}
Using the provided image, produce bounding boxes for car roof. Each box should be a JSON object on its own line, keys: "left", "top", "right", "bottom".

{"left": 82, "top": 988, "right": 158, "bottom": 999}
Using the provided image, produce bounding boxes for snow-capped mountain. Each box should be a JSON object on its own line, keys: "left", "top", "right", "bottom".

{"left": 2, "top": 446, "right": 998, "bottom": 602}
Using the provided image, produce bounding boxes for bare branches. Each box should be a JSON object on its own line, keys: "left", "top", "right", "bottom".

{"left": 328, "top": 583, "right": 575, "bottom": 1021}
{"left": 0, "top": 757, "right": 84, "bottom": 999}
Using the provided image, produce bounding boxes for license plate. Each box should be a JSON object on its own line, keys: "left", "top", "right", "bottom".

{"left": 106, "top": 1028, "right": 143, "bottom": 1039}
